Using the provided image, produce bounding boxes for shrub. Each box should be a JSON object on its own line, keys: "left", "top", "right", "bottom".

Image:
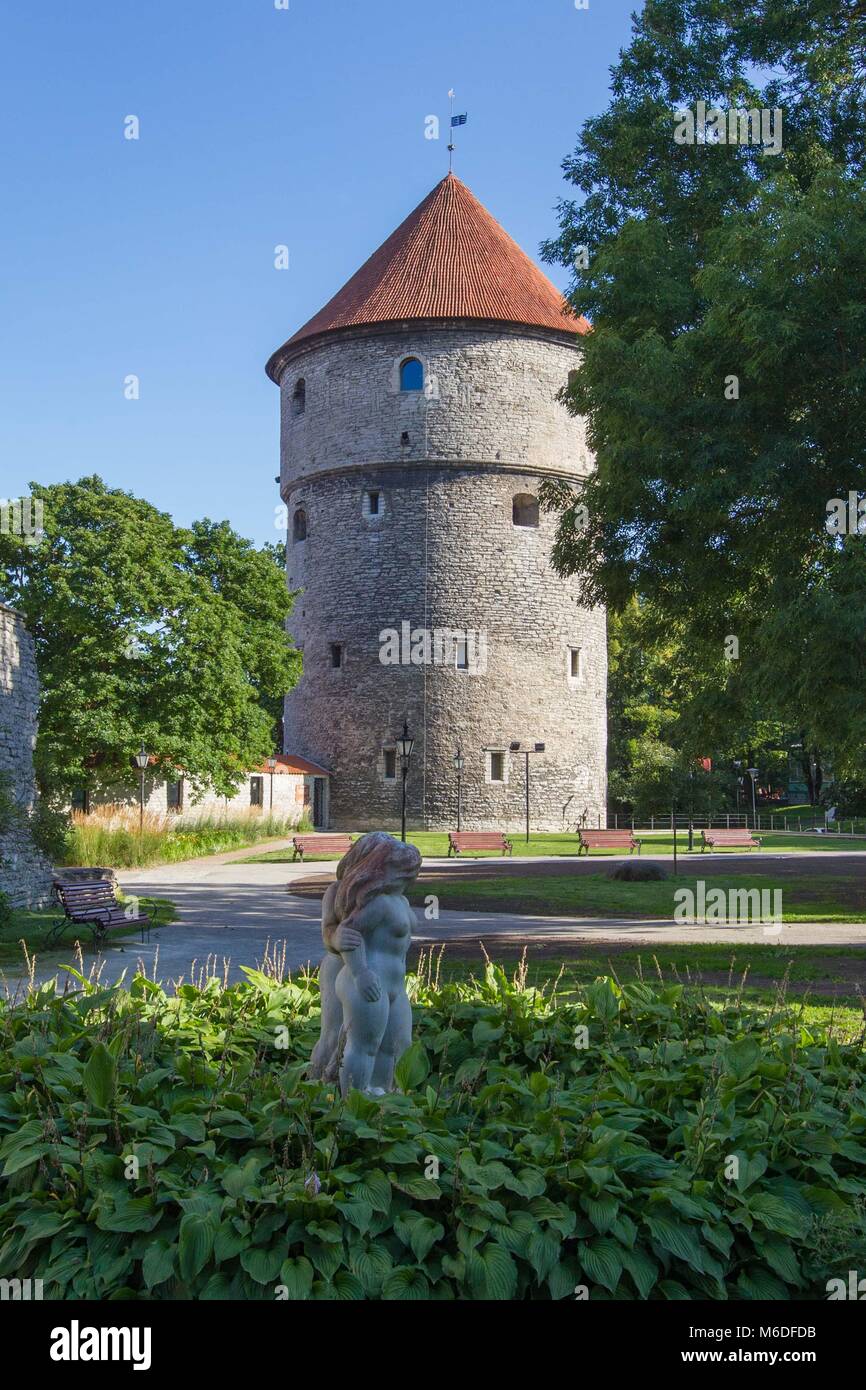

{"left": 823, "top": 781, "right": 866, "bottom": 819}
{"left": 0, "top": 892, "right": 11, "bottom": 933}
{"left": 0, "top": 772, "right": 71, "bottom": 864}
{"left": 606, "top": 861, "right": 668, "bottom": 882}
{"left": 0, "top": 965, "right": 864, "bottom": 1301}
{"left": 28, "top": 800, "right": 72, "bottom": 864}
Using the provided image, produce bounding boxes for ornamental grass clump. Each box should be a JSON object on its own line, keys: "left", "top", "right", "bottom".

{"left": 64, "top": 804, "right": 310, "bottom": 869}
{"left": 0, "top": 962, "right": 864, "bottom": 1300}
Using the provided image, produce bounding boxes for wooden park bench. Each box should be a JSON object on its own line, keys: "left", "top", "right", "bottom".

{"left": 701, "top": 829, "right": 762, "bottom": 852}
{"left": 291, "top": 833, "right": 354, "bottom": 862}
{"left": 50, "top": 879, "right": 158, "bottom": 949}
{"left": 447, "top": 831, "right": 513, "bottom": 857}
{"left": 578, "top": 829, "right": 642, "bottom": 856}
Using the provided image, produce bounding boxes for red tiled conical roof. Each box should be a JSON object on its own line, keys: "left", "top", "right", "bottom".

{"left": 266, "top": 174, "right": 585, "bottom": 378}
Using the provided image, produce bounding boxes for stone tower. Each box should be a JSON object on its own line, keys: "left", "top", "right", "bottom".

{"left": 266, "top": 174, "right": 606, "bottom": 832}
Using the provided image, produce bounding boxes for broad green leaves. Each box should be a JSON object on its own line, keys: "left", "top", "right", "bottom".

{"left": 83, "top": 1042, "right": 117, "bottom": 1111}
{"left": 279, "top": 1257, "right": 314, "bottom": 1300}
{"left": 394, "top": 1041, "right": 429, "bottom": 1092}
{"left": 178, "top": 1213, "right": 216, "bottom": 1283}
{"left": 0, "top": 964, "right": 863, "bottom": 1302}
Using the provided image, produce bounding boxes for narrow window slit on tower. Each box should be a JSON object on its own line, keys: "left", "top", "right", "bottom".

{"left": 293, "top": 508, "right": 307, "bottom": 542}
{"left": 330, "top": 643, "right": 343, "bottom": 669}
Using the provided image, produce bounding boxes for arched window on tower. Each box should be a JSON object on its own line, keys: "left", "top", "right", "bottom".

{"left": 512, "top": 494, "right": 539, "bottom": 528}
{"left": 399, "top": 358, "right": 424, "bottom": 392}
{"left": 293, "top": 508, "right": 307, "bottom": 543}
{"left": 292, "top": 378, "right": 306, "bottom": 416}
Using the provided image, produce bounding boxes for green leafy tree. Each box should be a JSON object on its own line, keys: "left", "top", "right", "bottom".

{"left": 0, "top": 477, "right": 299, "bottom": 798}
{"left": 541, "top": 0, "right": 866, "bottom": 780}
{"left": 608, "top": 597, "right": 802, "bottom": 816}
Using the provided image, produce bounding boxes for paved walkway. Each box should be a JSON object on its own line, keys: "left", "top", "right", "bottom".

{"left": 3, "top": 846, "right": 865, "bottom": 994}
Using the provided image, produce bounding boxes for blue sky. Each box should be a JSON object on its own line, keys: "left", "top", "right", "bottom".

{"left": 1, "top": 0, "right": 638, "bottom": 547}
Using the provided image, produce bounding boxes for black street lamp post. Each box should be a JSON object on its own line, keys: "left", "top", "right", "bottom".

{"left": 397, "top": 722, "right": 415, "bottom": 843}
{"left": 453, "top": 747, "right": 464, "bottom": 831}
{"left": 267, "top": 756, "right": 278, "bottom": 811}
{"left": 688, "top": 768, "right": 695, "bottom": 852}
{"left": 510, "top": 741, "right": 545, "bottom": 845}
{"left": 747, "top": 766, "right": 759, "bottom": 829}
{"left": 134, "top": 746, "right": 150, "bottom": 840}
{"left": 671, "top": 771, "right": 678, "bottom": 874}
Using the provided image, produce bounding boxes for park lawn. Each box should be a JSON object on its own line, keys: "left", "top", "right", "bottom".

{"left": 753, "top": 831, "right": 866, "bottom": 852}
{"left": 415, "top": 940, "right": 865, "bottom": 988}
{"left": 406, "top": 871, "right": 866, "bottom": 922}
{"left": 243, "top": 828, "right": 866, "bottom": 862}
{"left": 410, "top": 948, "right": 866, "bottom": 1038}
{"left": 0, "top": 897, "right": 177, "bottom": 965}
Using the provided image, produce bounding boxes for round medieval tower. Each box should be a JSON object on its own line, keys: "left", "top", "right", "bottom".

{"left": 266, "top": 174, "right": 606, "bottom": 832}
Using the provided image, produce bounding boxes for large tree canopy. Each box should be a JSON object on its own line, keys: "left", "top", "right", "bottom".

{"left": 0, "top": 477, "right": 299, "bottom": 797}
{"left": 542, "top": 0, "right": 866, "bottom": 780}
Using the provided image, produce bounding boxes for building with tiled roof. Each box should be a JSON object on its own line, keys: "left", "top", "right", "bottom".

{"left": 268, "top": 174, "right": 606, "bottom": 833}
{"left": 267, "top": 174, "right": 586, "bottom": 378}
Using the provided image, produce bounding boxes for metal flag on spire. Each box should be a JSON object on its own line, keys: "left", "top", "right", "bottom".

{"left": 447, "top": 89, "right": 468, "bottom": 171}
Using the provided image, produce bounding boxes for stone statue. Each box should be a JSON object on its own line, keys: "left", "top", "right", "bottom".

{"left": 308, "top": 832, "right": 422, "bottom": 1096}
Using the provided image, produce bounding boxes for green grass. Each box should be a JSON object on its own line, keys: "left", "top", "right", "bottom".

{"left": 777, "top": 804, "right": 866, "bottom": 833}
{"left": 243, "top": 827, "right": 866, "bottom": 863}
{"left": 755, "top": 831, "right": 866, "bottom": 851}
{"left": 0, "top": 897, "right": 177, "bottom": 965}
{"left": 422, "top": 941, "right": 863, "bottom": 986}
{"left": 406, "top": 871, "right": 866, "bottom": 922}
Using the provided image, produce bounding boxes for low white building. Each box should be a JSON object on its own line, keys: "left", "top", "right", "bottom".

{"left": 69, "top": 754, "right": 332, "bottom": 828}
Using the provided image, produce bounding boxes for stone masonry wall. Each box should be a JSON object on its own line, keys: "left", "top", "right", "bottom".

{"left": 279, "top": 322, "right": 594, "bottom": 480}
{"left": 276, "top": 323, "right": 607, "bottom": 832}
{"left": 0, "top": 604, "right": 54, "bottom": 907}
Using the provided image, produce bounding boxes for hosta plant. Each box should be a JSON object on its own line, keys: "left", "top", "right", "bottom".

{"left": 0, "top": 963, "right": 864, "bottom": 1300}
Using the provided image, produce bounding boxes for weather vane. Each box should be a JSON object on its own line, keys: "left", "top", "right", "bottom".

{"left": 447, "top": 89, "right": 468, "bottom": 172}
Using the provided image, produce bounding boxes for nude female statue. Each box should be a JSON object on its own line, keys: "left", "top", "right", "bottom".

{"left": 307, "top": 832, "right": 422, "bottom": 1096}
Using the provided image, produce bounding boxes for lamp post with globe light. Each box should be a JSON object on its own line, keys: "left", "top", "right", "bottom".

{"left": 134, "top": 746, "right": 150, "bottom": 842}
{"left": 397, "top": 722, "right": 415, "bottom": 842}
